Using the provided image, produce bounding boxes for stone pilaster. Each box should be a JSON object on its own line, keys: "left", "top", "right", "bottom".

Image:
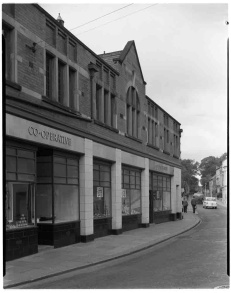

{"left": 79, "top": 139, "right": 94, "bottom": 242}
{"left": 111, "top": 149, "right": 122, "bottom": 234}
{"left": 141, "top": 158, "right": 149, "bottom": 227}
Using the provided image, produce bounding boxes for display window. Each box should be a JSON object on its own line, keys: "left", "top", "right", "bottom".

{"left": 150, "top": 173, "right": 171, "bottom": 212}
{"left": 36, "top": 151, "right": 79, "bottom": 224}
{"left": 6, "top": 146, "right": 36, "bottom": 230}
{"left": 122, "top": 167, "right": 141, "bottom": 215}
{"left": 93, "top": 162, "right": 111, "bottom": 219}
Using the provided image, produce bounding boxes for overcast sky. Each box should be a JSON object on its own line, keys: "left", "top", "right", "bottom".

{"left": 40, "top": 1, "right": 228, "bottom": 164}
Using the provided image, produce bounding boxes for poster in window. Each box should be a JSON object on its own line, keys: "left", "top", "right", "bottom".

{"left": 97, "top": 187, "right": 104, "bottom": 198}
{"left": 122, "top": 189, "right": 127, "bottom": 198}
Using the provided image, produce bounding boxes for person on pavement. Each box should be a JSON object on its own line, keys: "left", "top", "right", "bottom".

{"left": 182, "top": 198, "right": 188, "bottom": 213}
{"left": 191, "top": 196, "right": 197, "bottom": 213}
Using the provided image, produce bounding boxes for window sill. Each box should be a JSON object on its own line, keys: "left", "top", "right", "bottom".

{"left": 163, "top": 150, "right": 170, "bottom": 155}
{"left": 5, "top": 80, "right": 22, "bottom": 91}
{"left": 173, "top": 154, "right": 179, "bottom": 159}
{"left": 42, "top": 96, "right": 91, "bottom": 121}
{"left": 147, "top": 143, "right": 159, "bottom": 151}
{"left": 94, "top": 119, "right": 119, "bottom": 133}
{"left": 125, "top": 134, "right": 143, "bottom": 144}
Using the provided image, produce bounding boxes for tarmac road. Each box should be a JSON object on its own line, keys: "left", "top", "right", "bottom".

{"left": 17, "top": 203, "right": 229, "bottom": 289}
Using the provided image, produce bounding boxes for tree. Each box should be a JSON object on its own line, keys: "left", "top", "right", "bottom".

{"left": 181, "top": 159, "right": 199, "bottom": 194}
{"left": 199, "top": 153, "right": 227, "bottom": 188}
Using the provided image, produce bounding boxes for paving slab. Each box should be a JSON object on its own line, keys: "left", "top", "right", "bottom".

{"left": 3, "top": 211, "right": 200, "bottom": 288}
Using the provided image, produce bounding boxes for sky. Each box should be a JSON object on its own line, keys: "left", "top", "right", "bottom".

{"left": 39, "top": 1, "right": 228, "bottom": 164}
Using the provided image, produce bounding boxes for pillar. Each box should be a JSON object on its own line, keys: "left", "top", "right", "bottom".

{"left": 79, "top": 139, "right": 94, "bottom": 242}
{"left": 141, "top": 158, "right": 149, "bottom": 227}
{"left": 111, "top": 149, "right": 122, "bottom": 234}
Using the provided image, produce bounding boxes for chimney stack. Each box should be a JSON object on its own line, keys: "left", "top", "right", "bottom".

{"left": 57, "top": 13, "right": 64, "bottom": 26}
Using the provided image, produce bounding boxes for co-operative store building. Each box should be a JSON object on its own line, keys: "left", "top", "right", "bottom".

{"left": 3, "top": 4, "right": 183, "bottom": 261}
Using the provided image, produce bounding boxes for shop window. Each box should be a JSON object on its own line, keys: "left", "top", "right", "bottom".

{"left": 6, "top": 183, "right": 35, "bottom": 230}
{"left": 93, "top": 162, "right": 111, "bottom": 219}
{"left": 122, "top": 167, "right": 141, "bottom": 215}
{"left": 46, "top": 52, "right": 55, "bottom": 99}
{"left": 150, "top": 173, "right": 171, "bottom": 212}
{"left": 6, "top": 146, "right": 36, "bottom": 230}
{"left": 36, "top": 153, "right": 79, "bottom": 224}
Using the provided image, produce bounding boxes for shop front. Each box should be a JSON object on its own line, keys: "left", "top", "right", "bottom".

{"left": 149, "top": 172, "right": 172, "bottom": 224}
{"left": 5, "top": 114, "right": 83, "bottom": 260}
{"left": 121, "top": 165, "right": 141, "bottom": 231}
{"left": 5, "top": 141, "right": 38, "bottom": 261}
{"left": 36, "top": 149, "right": 80, "bottom": 248}
{"left": 93, "top": 160, "right": 112, "bottom": 238}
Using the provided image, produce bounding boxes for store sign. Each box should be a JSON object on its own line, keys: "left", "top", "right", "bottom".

{"left": 97, "top": 187, "right": 104, "bottom": 198}
{"left": 122, "top": 189, "right": 127, "bottom": 198}
{"left": 28, "top": 126, "right": 71, "bottom": 146}
{"left": 6, "top": 114, "right": 85, "bottom": 153}
{"left": 149, "top": 160, "right": 174, "bottom": 175}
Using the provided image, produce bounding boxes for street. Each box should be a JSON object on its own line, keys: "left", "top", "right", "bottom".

{"left": 17, "top": 204, "right": 229, "bottom": 289}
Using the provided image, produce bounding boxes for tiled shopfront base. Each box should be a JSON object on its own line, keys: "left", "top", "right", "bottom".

{"left": 38, "top": 221, "right": 81, "bottom": 248}
{"left": 122, "top": 214, "right": 141, "bottom": 232}
{"left": 6, "top": 226, "right": 38, "bottom": 261}
{"left": 153, "top": 210, "right": 171, "bottom": 224}
{"left": 94, "top": 218, "right": 112, "bottom": 238}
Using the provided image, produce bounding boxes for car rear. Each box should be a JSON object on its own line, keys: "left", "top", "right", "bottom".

{"left": 203, "top": 197, "right": 217, "bottom": 209}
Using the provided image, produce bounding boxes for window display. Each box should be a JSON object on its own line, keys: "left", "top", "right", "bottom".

{"left": 93, "top": 162, "right": 111, "bottom": 219}
{"left": 6, "top": 146, "right": 36, "bottom": 230}
{"left": 122, "top": 167, "right": 141, "bottom": 215}
{"left": 150, "top": 173, "right": 171, "bottom": 212}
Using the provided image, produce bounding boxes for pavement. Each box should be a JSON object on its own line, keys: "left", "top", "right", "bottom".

{"left": 3, "top": 208, "right": 201, "bottom": 288}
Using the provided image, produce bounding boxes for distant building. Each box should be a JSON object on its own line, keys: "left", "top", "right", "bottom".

{"left": 209, "top": 175, "right": 216, "bottom": 197}
{"left": 216, "top": 167, "right": 222, "bottom": 194}
{"left": 221, "top": 158, "right": 227, "bottom": 204}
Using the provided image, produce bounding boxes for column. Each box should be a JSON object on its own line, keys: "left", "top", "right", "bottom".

{"left": 141, "top": 158, "right": 149, "bottom": 227}
{"left": 111, "top": 149, "right": 122, "bottom": 234}
{"left": 79, "top": 139, "right": 94, "bottom": 242}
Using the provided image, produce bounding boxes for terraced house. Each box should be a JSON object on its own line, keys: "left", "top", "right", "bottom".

{"left": 3, "top": 3, "right": 183, "bottom": 261}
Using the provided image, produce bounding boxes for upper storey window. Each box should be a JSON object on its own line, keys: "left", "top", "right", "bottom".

{"left": 126, "top": 86, "right": 140, "bottom": 138}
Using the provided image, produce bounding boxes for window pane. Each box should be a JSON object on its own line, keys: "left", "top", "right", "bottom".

{"left": 93, "top": 164, "right": 99, "bottom": 170}
{"left": 100, "top": 171, "right": 110, "bottom": 182}
{"left": 122, "top": 189, "right": 130, "bottom": 215}
{"left": 18, "top": 158, "right": 35, "bottom": 174}
{"left": 54, "top": 163, "right": 66, "bottom": 177}
{"left": 37, "top": 177, "right": 52, "bottom": 183}
{"left": 54, "top": 156, "right": 66, "bottom": 164}
{"left": 7, "top": 173, "right": 16, "bottom": 181}
{"left": 153, "top": 190, "right": 163, "bottom": 212}
{"left": 131, "top": 189, "right": 141, "bottom": 214}
{"left": 100, "top": 165, "right": 110, "bottom": 172}
{"left": 18, "top": 174, "right": 35, "bottom": 181}
{"left": 158, "top": 177, "right": 163, "bottom": 189}
{"left": 93, "top": 180, "right": 100, "bottom": 187}
{"left": 67, "top": 165, "right": 78, "bottom": 178}
{"left": 54, "top": 177, "right": 66, "bottom": 184}
{"left": 124, "top": 175, "right": 129, "bottom": 184}
{"left": 6, "top": 147, "right": 16, "bottom": 156}
{"left": 93, "top": 186, "right": 111, "bottom": 219}
{"left": 100, "top": 181, "right": 110, "bottom": 187}
{"left": 67, "top": 178, "right": 78, "bottom": 185}
{"left": 6, "top": 156, "right": 16, "bottom": 172}
{"left": 67, "top": 158, "right": 78, "bottom": 166}
{"left": 130, "top": 175, "right": 135, "bottom": 185}
{"left": 163, "top": 191, "right": 171, "bottom": 210}
{"left": 18, "top": 150, "right": 35, "bottom": 159}
{"left": 54, "top": 184, "right": 79, "bottom": 222}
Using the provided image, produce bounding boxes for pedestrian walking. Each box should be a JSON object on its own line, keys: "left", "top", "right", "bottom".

{"left": 191, "top": 196, "right": 197, "bottom": 213}
{"left": 182, "top": 198, "right": 188, "bottom": 213}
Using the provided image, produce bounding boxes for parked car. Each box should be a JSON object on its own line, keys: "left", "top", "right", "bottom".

{"left": 203, "top": 197, "right": 217, "bottom": 209}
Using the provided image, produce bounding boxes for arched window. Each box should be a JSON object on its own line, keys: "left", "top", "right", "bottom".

{"left": 126, "top": 86, "right": 140, "bottom": 138}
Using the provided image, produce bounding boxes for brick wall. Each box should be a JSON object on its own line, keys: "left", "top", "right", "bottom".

{"left": 17, "top": 32, "right": 44, "bottom": 94}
